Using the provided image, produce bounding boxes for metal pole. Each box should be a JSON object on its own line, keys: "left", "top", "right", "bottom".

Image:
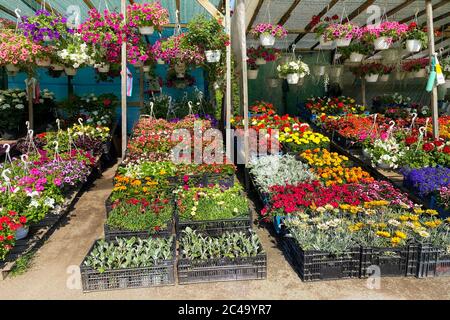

{"left": 426, "top": 0, "right": 439, "bottom": 139}
{"left": 27, "top": 77, "right": 33, "bottom": 130}
{"left": 361, "top": 78, "right": 366, "bottom": 107}
{"left": 225, "top": 0, "right": 232, "bottom": 162}
{"left": 121, "top": 0, "right": 127, "bottom": 158}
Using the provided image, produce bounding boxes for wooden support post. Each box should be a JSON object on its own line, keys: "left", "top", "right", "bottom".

{"left": 361, "top": 78, "right": 366, "bottom": 107}
{"left": 225, "top": 0, "right": 232, "bottom": 161}
{"left": 140, "top": 66, "right": 144, "bottom": 109}
{"left": 121, "top": 0, "right": 127, "bottom": 158}
{"left": 426, "top": 0, "right": 439, "bottom": 139}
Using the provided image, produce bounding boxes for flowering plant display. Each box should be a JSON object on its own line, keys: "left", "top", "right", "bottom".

{"left": 365, "top": 137, "right": 404, "bottom": 169}
{"left": 250, "top": 23, "right": 288, "bottom": 39}
{"left": 280, "top": 130, "right": 330, "bottom": 154}
{"left": 247, "top": 46, "right": 281, "bottom": 63}
{"left": 339, "top": 41, "right": 371, "bottom": 58}
{"left": 0, "top": 18, "right": 15, "bottom": 29}
{"left": 402, "top": 167, "right": 450, "bottom": 197}
{"left": 277, "top": 59, "right": 310, "bottom": 78}
{"left": 57, "top": 34, "right": 94, "bottom": 68}
{"left": 437, "top": 187, "right": 450, "bottom": 212}
{"left": 361, "top": 21, "right": 409, "bottom": 43}
{"left": 175, "top": 184, "right": 249, "bottom": 222}
{"left": 249, "top": 154, "right": 316, "bottom": 193}
{"left": 306, "top": 96, "right": 365, "bottom": 115}
{"left": 155, "top": 34, "right": 205, "bottom": 66}
{"left": 402, "top": 58, "right": 429, "bottom": 72}
{"left": 310, "top": 14, "right": 340, "bottom": 38}
{"left": 299, "top": 148, "right": 352, "bottom": 168}
{"left": 250, "top": 101, "right": 277, "bottom": 115}
{"left": 314, "top": 166, "right": 373, "bottom": 187}
{"left": 0, "top": 89, "right": 28, "bottom": 132}
{"left": 127, "top": 2, "right": 169, "bottom": 31}
{"left": 351, "top": 62, "right": 386, "bottom": 76}
{"left": 185, "top": 14, "right": 229, "bottom": 52}
{"left": 0, "top": 209, "right": 27, "bottom": 260}
{"left": 21, "top": 9, "right": 74, "bottom": 42}
{"left": 442, "top": 56, "right": 450, "bottom": 78}
{"left": 0, "top": 30, "right": 43, "bottom": 67}
{"left": 403, "top": 22, "right": 429, "bottom": 48}
{"left": 322, "top": 22, "right": 361, "bottom": 42}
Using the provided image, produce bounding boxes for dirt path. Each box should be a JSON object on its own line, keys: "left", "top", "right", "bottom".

{"left": 1, "top": 163, "right": 449, "bottom": 300}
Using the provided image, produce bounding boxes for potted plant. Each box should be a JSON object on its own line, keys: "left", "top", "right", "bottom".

{"left": 340, "top": 42, "right": 370, "bottom": 62}
{"left": 20, "top": 9, "right": 74, "bottom": 42}
{"left": 404, "top": 22, "right": 428, "bottom": 53}
{"left": 362, "top": 21, "right": 409, "bottom": 50}
{"left": 323, "top": 22, "right": 360, "bottom": 47}
{"left": 277, "top": 59, "right": 310, "bottom": 84}
{"left": 0, "top": 29, "right": 43, "bottom": 72}
{"left": 250, "top": 23, "right": 287, "bottom": 47}
{"left": 351, "top": 62, "right": 384, "bottom": 82}
{"left": 247, "top": 58, "right": 259, "bottom": 79}
{"left": 126, "top": 2, "right": 169, "bottom": 35}
{"left": 57, "top": 34, "right": 94, "bottom": 76}
{"left": 443, "top": 56, "right": 450, "bottom": 89}
{"left": 185, "top": 15, "right": 229, "bottom": 64}
{"left": 248, "top": 46, "right": 281, "bottom": 65}
{"left": 158, "top": 34, "right": 205, "bottom": 67}
{"left": 402, "top": 58, "right": 429, "bottom": 78}
{"left": 35, "top": 46, "right": 54, "bottom": 67}
{"left": 310, "top": 15, "right": 340, "bottom": 47}
{"left": 379, "top": 64, "right": 395, "bottom": 82}
{"left": 0, "top": 209, "right": 28, "bottom": 260}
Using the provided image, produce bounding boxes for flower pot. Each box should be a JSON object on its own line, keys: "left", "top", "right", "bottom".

{"left": 255, "top": 58, "right": 266, "bottom": 65}
{"left": 335, "top": 38, "right": 351, "bottom": 47}
{"left": 65, "top": 67, "right": 77, "bottom": 76}
{"left": 139, "top": 26, "right": 154, "bottom": 35}
{"left": 157, "top": 58, "right": 165, "bottom": 65}
{"left": 377, "top": 162, "right": 392, "bottom": 170}
{"left": 205, "top": 50, "right": 221, "bottom": 63}
{"left": 413, "top": 69, "right": 427, "bottom": 78}
{"left": 406, "top": 39, "right": 422, "bottom": 53}
{"left": 286, "top": 73, "right": 300, "bottom": 84}
{"left": 97, "top": 64, "right": 110, "bottom": 73}
{"left": 15, "top": 226, "right": 29, "bottom": 240}
{"left": 374, "top": 37, "right": 392, "bottom": 50}
{"left": 320, "top": 35, "right": 334, "bottom": 47}
{"left": 5, "top": 64, "right": 19, "bottom": 72}
{"left": 36, "top": 57, "right": 51, "bottom": 67}
{"left": 51, "top": 64, "right": 64, "bottom": 71}
{"left": 312, "top": 65, "right": 326, "bottom": 76}
{"left": 395, "top": 71, "right": 406, "bottom": 81}
{"left": 143, "top": 66, "right": 151, "bottom": 72}
{"left": 329, "top": 66, "right": 343, "bottom": 78}
{"left": 260, "top": 34, "right": 275, "bottom": 47}
{"left": 267, "top": 78, "right": 280, "bottom": 88}
{"left": 349, "top": 52, "right": 365, "bottom": 63}
{"left": 380, "top": 74, "right": 390, "bottom": 82}
{"left": 365, "top": 74, "right": 379, "bottom": 83}
{"left": 247, "top": 69, "right": 259, "bottom": 79}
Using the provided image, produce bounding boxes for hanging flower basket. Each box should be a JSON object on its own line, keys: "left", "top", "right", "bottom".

{"left": 286, "top": 73, "right": 300, "bottom": 84}
{"left": 380, "top": 74, "right": 390, "bottom": 82}
{"left": 256, "top": 58, "right": 266, "bottom": 65}
{"left": 349, "top": 52, "right": 365, "bottom": 63}
{"left": 139, "top": 26, "right": 155, "bottom": 35}
{"left": 406, "top": 39, "right": 422, "bottom": 53}
{"left": 97, "top": 64, "right": 110, "bottom": 73}
{"left": 312, "top": 65, "right": 326, "bottom": 76}
{"left": 260, "top": 34, "right": 275, "bottom": 47}
{"left": 413, "top": 69, "right": 427, "bottom": 78}
{"left": 5, "top": 64, "right": 19, "bottom": 72}
{"left": 143, "top": 65, "right": 151, "bottom": 73}
{"left": 320, "top": 35, "right": 334, "bottom": 47}
{"left": 362, "top": 22, "right": 408, "bottom": 50}
{"left": 248, "top": 69, "right": 259, "bottom": 79}
{"left": 335, "top": 38, "right": 352, "bottom": 47}
{"left": 51, "top": 63, "right": 64, "bottom": 71}
{"left": 365, "top": 73, "right": 379, "bottom": 83}
{"left": 404, "top": 22, "right": 428, "bottom": 53}
{"left": 374, "top": 37, "right": 392, "bottom": 50}
{"left": 251, "top": 24, "right": 288, "bottom": 48}
{"left": 65, "top": 67, "right": 77, "bottom": 76}
{"left": 205, "top": 50, "right": 221, "bottom": 63}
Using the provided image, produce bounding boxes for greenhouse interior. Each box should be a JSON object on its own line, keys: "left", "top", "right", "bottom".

{"left": 0, "top": 0, "right": 450, "bottom": 301}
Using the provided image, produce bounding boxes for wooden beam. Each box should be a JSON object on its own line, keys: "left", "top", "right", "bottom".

{"left": 385, "top": 0, "right": 415, "bottom": 18}
{"left": 195, "top": 0, "right": 224, "bottom": 21}
{"left": 246, "top": 0, "right": 264, "bottom": 33}
{"left": 34, "top": 0, "right": 62, "bottom": 16}
{"left": 83, "top": 0, "right": 95, "bottom": 9}
{"left": 400, "top": 0, "right": 448, "bottom": 24}
{"left": 426, "top": 0, "right": 439, "bottom": 139}
{"left": 277, "top": 0, "right": 302, "bottom": 26}
{"left": 0, "top": 4, "right": 16, "bottom": 18}
{"left": 291, "top": 0, "right": 338, "bottom": 46}
{"left": 311, "top": 0, "right": 376, "bottom": 50}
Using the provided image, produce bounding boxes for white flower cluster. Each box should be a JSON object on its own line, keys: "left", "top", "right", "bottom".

{"left": 0, "top": 89, "right": 27, "bottom": 110}
{"left": 277, "top": 59, "right": 310, "bottom": 78}
{"left": 57, "top": 35, "right": 95, "bottom": 69}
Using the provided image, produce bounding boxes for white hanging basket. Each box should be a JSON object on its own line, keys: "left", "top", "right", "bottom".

{"left": 312, "top": 65, "right": 326, "bottom": 76}
{"left": 139, "top": 26, "right": 154, "bottom": 35}
{"left": 413, "top": 69, "right": 427, "bottom": 78}
{"left": 320, "top": 35, "right": 334, "bottom": 47}
{"left": 247, "top": 69, "right": 259, "bottom": 79}
{"left": 335, "top": 38, "right": 351, "bottom": 47}
{"left": 205, "top": 50, "right": 221, "bottom": 63}
{"left": 365, "top": 73, "right": 379, "bottom": 83}
{"left": 255, "top": 58, "right": 267, "bottom": 65}
{"left": 349, "top": 52, "right": 365, "bottom": 63}
{"left": 286, "top": 73, "right": 300, "bottom": 84}
{"left": 157, "top": 58, "right": 165, "bottom": 65}
{"left": 51, "top": 64, "right": 64, "bottom": 71}
{"left": 5, "top": 64, "right": 19, "bottom": 72}
{"left": 380, "top": 74, "right": 390, "bottom": 82}
{"left": 36, "top": 57, "right": 51, "bottom": 67}
{"left": 406, "top": 39, "right": 422, "bottom": 53}
{"left": 143, "top": 65, "right": 151, "bottom": 73}
{"left": 259, "top": 34, "right": 275, "bottom": 47}
{"left": 97, "top": 64, "right": 110, "bottom": 73}
{"left": 374, "top": 37, "right": 392, "bottom": 50}
{"left": 65, "top": 67, "right": 77, "bottom": 76}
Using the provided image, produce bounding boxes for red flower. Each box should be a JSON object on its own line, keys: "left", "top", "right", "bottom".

{"left": 0, "top": 235, "right": 4, "bottom": 241}
{"left": 8, "top": 210, "right": 17, "bottom": 216}
{"left": 19, "top": 216, "right": 27, "bottom": 224}
{"left": 6, "top": 235, "right": 14, "bottom": 240}
{"left": 103, "top": 99, "right": 112, "bottom": 106}
{"left": 409, "top": 22, "right": 417, "bottom": 30}
{"left": 434, "top": 140, "right": 444, "bottom": 147}
{"left": 423, "top": 143, "right": 435, "bottom": 152}
{"left": 405, "top": 136, "right": 417, "bottom": 146}
{"left": 154, "top": 226, "right": 161, "bottom": 232}
{"left": 443, "top": 145, "right": 450, "bottom": 154}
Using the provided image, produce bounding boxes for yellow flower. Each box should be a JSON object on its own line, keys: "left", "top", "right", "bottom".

{"left": 376, "top": 231, "right": 391, "bottom": 238}
{"left": 395, "top": 230, "right": 407, "bottom": 239}
{"left": 425, "top": 209, "right": 438, "bottom": 216}
{"left": 159, "top": 170, "right": 167, "bottom": 175}
{"left": 131, "top": 180, "right": 142, "bottom": 187}
{"left": 391, "top": 237, "right": 401, "bottom": 246}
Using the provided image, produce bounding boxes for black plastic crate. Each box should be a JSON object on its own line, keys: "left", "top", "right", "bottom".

{"left": 281, "top": 236, "right": 360, "bottom": 282}
{"left": 80, "top": 240, "right": 176, "bottom": 292}
{"left": 177, "top": 254, "right": 267, "bottom": 284}
{"left": 331, "top": 131, "right": 361, "bottom": 150}
{"left": 248, "top": 172, "right": 270, "bottom": 206}
{"left": 175, "top": 208, "right": 253, "bottom": 237}
{"left": 416, "top": 243, "right": 450, "bottom": 278}
{"left": 168, "top": 173, "right": 234, "bottom": 188}
{"left": 360, "top": 245, "right": 418, "bottom": 278}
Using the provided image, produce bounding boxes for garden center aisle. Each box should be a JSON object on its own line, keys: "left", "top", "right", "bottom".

{"left": 0, "top": 164, "right": 448, "bottom": 300}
